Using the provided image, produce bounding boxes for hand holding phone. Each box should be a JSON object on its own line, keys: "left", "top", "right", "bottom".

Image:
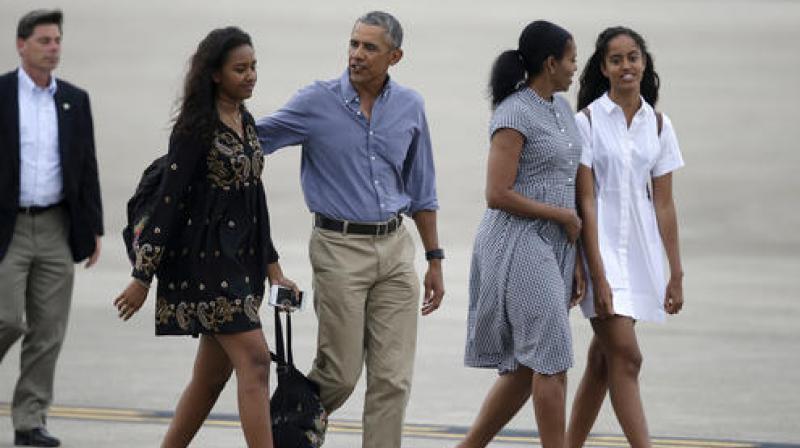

{"left": 269, "top": 284, "right": 305, "bottom": 311}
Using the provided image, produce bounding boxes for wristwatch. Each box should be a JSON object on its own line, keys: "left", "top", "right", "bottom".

{"left": 425, "top": 248, "right": 445, "bottom": 261}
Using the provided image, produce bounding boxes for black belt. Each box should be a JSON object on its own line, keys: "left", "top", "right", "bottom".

{"left": 314, "top": 213, "right": 402, "bottom": 236}
{"left": 18, "top": 202, "right": 63, "bottom": 215}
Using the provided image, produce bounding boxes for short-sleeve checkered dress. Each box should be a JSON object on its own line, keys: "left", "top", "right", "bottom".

{"left": 464, "top": 88, "right": 581, "bottom": 375}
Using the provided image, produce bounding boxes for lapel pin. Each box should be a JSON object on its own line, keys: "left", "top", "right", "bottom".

{"left": 62, "top": 102, "right": 70, "bottom": 111}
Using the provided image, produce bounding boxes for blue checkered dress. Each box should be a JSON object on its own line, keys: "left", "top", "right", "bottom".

{"left": 464, "top": 88, "right": 581, "bottom": 375}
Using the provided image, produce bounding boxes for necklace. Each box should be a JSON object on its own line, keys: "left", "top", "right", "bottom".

{"left": 219, "top": 109, "right": 242, "bottom": 133}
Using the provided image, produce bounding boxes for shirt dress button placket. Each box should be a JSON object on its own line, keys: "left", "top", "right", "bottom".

{"left": 618, "top": 128, "right": 634, "bottom": 286}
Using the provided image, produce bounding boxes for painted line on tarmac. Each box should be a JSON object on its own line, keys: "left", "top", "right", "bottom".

{"left": 0, "top": 403, "right": 795, "bottom": 448}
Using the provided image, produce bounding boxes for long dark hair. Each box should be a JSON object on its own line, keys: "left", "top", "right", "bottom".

{"left": 173, "top": 27, "right": 253, "bottom": 142}
{"left": 577, "top": 26, "right": 659, "bottom": 110}
{"left": 489, "top": 20, "right": 573, "bottom": 108}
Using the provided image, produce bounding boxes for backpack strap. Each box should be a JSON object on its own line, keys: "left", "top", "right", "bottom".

{"left": 581, "top": 107, "right": 592, "bottom": 127}
{"left": 644, "top": 111, "right": 665, "bottom": 201}
{"left": 656, "top": 111, "right": 663, "bottom": 136}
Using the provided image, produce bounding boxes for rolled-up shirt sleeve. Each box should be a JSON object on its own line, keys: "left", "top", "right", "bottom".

{"left": 402, "top": 100, "right": 438, "bottom": 214}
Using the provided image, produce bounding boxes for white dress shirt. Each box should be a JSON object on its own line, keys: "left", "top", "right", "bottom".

{"left": 576, "top": 93, "right": 684, "bottom": 322}
{"left": 18, "top": 67, "right": 63, "bottom": 207}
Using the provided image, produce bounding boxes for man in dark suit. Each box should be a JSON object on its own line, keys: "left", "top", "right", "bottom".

{"left": 0, "top": 9, "right": 103, "bottom": 447}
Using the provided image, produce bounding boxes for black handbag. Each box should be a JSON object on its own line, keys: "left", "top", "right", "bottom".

{"left": 270, "top": 308, "right": 328, "bottom": 447}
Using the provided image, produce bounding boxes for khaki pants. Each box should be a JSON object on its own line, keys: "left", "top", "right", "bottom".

{"left": 307, "top": 225, "right": 419, "bottom": 448}
{"left": 0, "top": 207, "right": 74, "bottom": 431}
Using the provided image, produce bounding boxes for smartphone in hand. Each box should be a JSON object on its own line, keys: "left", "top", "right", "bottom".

{"left": 269, "top": 284, "right": 305, "bottom": 311}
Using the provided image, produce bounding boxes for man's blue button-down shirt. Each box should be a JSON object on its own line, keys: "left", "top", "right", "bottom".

{"left": 256, "top": 71, "right": 438, "bottom": 222}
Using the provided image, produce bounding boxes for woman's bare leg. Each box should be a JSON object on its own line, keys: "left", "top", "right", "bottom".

{"left": 532, "top": 371, "right": 567, "bottom": 448}
{"left": 162, "top": 335, "right": 234, "bottom": 448}
{"left": 456, "top": 367, "right": 532, "bottom": 448}
{"left": 592, "top": 316, "right": 650, "bottom": 448}
{"left": 214, "top": 329, "right": 273, "bottom": 448}
{"left": 566, "top": 335, "right": 609, "bottom": 447}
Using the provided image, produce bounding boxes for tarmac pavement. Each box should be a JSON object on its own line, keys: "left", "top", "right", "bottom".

{"left": 1, "top": 0, "right": 799, "bottom": 446}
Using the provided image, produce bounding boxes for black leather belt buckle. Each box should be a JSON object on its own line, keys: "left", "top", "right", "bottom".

{"left": 315, "top": 214, "right": 401, "bottom": 236}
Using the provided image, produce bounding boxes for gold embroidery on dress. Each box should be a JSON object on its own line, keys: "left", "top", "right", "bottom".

{"left": 134, "top": 243, "right": 164, "bottom": 277}
{"left": 230, "top": 154, "right": 252, "bottom": 181}
{"left": 246, "top": 124, "right": 260, "bottom": 149}
{"left": 176, "top": 302, "right": 192, "bottom": 330}
{"left": 252, "top": 149, "right": 264, "bottom": 178}
{"left": 196, "top": 301, "right": 212, "bottom": 330}
{"left": 244, "top": 294, "right": 260, "bottom": 322}
{"left": 214, "top": 131, "right": 242, "bottom": 157}
{"left": 247, "top": 124, "right": 265, "bottom": 178}
{"left": 214, "top": 297, "right": 234, "bottom": 322}
{"left": 156, "top": 297, "right": 174, "bottom": 326}
{"left": 207, "top": 127, "right": 264, "bottom": 189}
{"left": 161, "top": 295, "right": 261, "bottom": 332}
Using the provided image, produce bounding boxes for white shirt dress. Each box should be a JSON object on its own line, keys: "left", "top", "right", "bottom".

{"left": 576, "top": 93, "right": 684, "bottom": 323}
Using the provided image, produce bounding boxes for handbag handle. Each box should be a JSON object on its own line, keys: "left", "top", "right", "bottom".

{"left": 272, "top": 308, "right": 294, "bottom": 367}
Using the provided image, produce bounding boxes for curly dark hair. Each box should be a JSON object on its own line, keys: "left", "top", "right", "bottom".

{"left": 577, "top": 26, "right": 659, "bottom": 110}
{"left": 173, "top": 27, "right": 253, "bottom": 143}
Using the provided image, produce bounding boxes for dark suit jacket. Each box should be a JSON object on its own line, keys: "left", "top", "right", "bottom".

{"left": 0, "top": 69, "right": 103, "bottom": 262}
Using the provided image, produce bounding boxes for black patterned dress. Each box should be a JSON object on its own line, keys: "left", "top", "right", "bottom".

{"left": 131, "top": 109, "right": 279, "bottom": 336}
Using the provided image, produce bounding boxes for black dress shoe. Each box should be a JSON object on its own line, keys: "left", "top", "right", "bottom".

{"left": 14, "top": 427, "right": 61, "bottom": 447}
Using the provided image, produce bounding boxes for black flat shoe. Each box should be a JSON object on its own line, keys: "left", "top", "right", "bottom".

{"left": 14, "top": 427, "right": 60, "bottom": 447}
